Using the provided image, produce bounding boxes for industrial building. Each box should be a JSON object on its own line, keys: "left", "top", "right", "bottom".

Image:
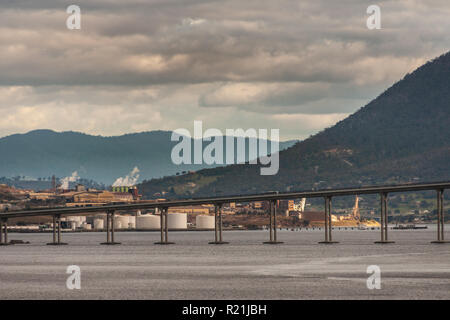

{"left": 168, "top": 206, "right": 210, "bottom": 214}
{"left": 298, "top": 211, "right": 338, "bottom": 223}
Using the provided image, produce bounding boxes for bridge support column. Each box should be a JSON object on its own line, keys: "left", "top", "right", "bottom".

{"left": 214, "top": 205, "right": 218, "bottom": 242}
{"left": 269, "top": 201, "right": 273, "bottom": 242}
{"left": 47, "top": 215, "right": 67, "bottom": 245}
{"left": 155, "top": 207, "right": 174, "bottom": 245}
{"left": 209, "top": 204, "right": 228, "bottom": 244}
{"left": 432, "top": 189, "right": 448, "bottom": 244}
{"left": 319, "top": 196, "right": 338, "bottom": 244}
{"left": 53, "top": 215, "right": 57, "bottom": 243}
{"left": 375, "top": 193, "right": 394, "bottom": 244}
{"left": 101, "top": 211, "right": 120, "bottom": 245}
{"left": 264, "top": 200, "right": 283, "bottom": 244}
{"left": 0, "top": 219, "right": 9, "bottom": 246}
{"left": 161, "top": 208, "right": 165, "bottom": 243}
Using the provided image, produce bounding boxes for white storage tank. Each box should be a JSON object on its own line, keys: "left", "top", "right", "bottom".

{"left": 114, "top": 216, "right": 129, "bottom": 229}
{"left": 128, "top": 216, "right": 136, "bottom": 229}
{"left": 81, "top": 222, "right": 92, "bottom": 230}
{"left": 168, "top": 213, "right": 187, "bottom": 230}
{"left": 67, "top": 216, "right": 83, "bottom": 222}
{"left": 94, "top": 219, "right": 104, "bottom": 230}
{"left": 196, "top": 215, "right": 215, "bottom": 229}
{"left": 136, "top": 215, "right": 160, "bottom": 229}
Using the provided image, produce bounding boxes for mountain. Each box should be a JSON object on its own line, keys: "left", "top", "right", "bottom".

{"left": 138, "top": 51, "right": 450, "bottom": 198}
{"left": 0, "top": 130, "right": 297, "bottom": 185}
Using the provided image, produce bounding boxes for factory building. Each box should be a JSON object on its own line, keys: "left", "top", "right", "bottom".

{"left": 168, "top": 206, "right": 210, "bottom": 214}
{"left": 63, "top": 186, "right": 142, "bottom": 206}
{"left": 298, "top": 211, "right": 338, "bottom": 222}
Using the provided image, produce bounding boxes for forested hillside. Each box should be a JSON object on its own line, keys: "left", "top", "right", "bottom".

{"left": 139, "top": 51, "right": 450, "bottom": 199}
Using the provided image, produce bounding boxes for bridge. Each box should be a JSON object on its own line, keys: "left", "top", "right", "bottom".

{"left": 0, "top": 181, "right": 449, "bottom": 246}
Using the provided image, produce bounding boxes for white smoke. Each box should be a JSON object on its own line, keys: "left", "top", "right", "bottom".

{"left": 113, "top": 167, "right": 140, "bottom": 187}
{"left": 60, "top": 171, "right": 79, "bottom": 190}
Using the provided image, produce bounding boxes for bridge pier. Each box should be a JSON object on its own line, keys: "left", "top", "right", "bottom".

{"left": 375, "top": 192, "right": 394, "bottom": 244}
{"left": 319, "top": 196, "right": 338, "bottom": 244}
{"left": 101, "top": 211, "right": 121, "bottom": 245}
{"left": 264, "top": 200, "right": 283, "bottom": 244}
{"left": 0, "top": 218, "right": 9, "bottom": 246}
{"left": 431, "top": 189, "right": 448, "bottom": 243}
{"left": 47, "top": 215, "right": 67, "bottom": 245}
{"left": 155, "top": 207, "right": 174, "bottom": 245}
{"left": 209, "top": 204, "right": 228, "bottom": 244}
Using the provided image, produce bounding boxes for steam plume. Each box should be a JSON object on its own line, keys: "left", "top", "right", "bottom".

{"left": 113, "top": 167, "right": 140, "bottom": 187}
{"left": 60, "top": 171, "right": 79, "bottom": 190}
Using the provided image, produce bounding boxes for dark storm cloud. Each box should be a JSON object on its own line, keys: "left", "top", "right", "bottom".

{"left": 0, "top": 0, "right": 449, "bottom": 138}
{"left": 1, "top": 0, "right": 448, "bottom": 87}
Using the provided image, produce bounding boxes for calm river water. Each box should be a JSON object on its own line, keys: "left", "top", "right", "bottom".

{"left": 0, "top": 228, "right": 449, "bottom": 299}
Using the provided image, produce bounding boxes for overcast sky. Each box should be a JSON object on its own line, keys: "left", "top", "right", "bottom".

{"left": 0, "top": 0, "right": 449, "bottom": 140}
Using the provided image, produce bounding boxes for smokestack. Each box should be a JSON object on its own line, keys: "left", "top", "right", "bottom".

{"left": 132, "top": 187, "right": 139, "bottom": 199}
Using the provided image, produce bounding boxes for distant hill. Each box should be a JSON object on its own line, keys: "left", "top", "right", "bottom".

{"left": 0, "top": 177, "right": 105, "bottom": 192}
{"left": 138, "top": 51, "right": 450, "bottom": 198}
{"left": 0, "top": 130, "right": 296, "bottom": 185}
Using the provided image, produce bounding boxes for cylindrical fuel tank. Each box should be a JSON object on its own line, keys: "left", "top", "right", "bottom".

{"left": 167, "top": 213, "right": 187, "bottom": 229}
{"left": 136, "top": 215, "right": 160, "bottom": 229}
{"left": 94, "top": 219, "right": 104, "bottom": 230}
{"left": 196, "top": 215, "right": 215, "bottom": 229}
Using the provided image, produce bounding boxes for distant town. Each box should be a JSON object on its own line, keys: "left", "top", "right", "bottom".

{"left": 1, "top": 175, "right": 444, "bottom": 233}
